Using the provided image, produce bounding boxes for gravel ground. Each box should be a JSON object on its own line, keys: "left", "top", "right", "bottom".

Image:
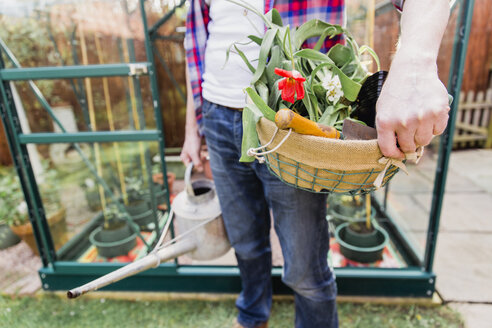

{"left": 0, "top": 242, "right": 41, "bottom": 295}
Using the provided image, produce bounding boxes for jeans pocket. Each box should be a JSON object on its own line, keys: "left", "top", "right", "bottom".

{"left": 202, "top": 99, "right": 217, "bottom": 120}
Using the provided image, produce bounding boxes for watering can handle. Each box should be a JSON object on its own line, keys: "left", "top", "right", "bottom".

{"left": 184, "top": 163, "right": 195, "bottom": 197}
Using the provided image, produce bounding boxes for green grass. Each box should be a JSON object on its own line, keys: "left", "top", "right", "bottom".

{"left": 0, "top": 294, "right": 464, "bottom": 328}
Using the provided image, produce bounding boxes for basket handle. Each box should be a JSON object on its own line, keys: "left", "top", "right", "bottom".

{"left": 247, "top": 128, "right": 292, "bottom": 163}
{"left": 373, "top": 146, "right": 424, "bottom": 188}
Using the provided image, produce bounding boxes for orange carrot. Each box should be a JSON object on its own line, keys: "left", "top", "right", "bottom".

{"left": 275, "top": 108, "right": 341, "bottom": 139}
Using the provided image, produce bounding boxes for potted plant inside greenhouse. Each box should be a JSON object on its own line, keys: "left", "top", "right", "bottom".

{"left": 124, "top": 177, "right": 154, "bottom": 231}
{"left": 81, "top": 178, "right": 104, "bottom": 212}
{"left": 0, "top": 166, "right": 67, "bottom": 255}
{"left": 89, "top": 204, "right": 137, "bottom": 258}
{"left": 328, "top": 194, "right": 366, "bottom": 226}
{"left": 334, "top": 194, "right": 389, "bottom": 263}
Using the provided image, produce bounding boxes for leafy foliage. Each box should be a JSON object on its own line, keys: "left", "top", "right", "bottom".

{"left": 124, "top": 176, "right": 145, "bottom": 204}
{"left": 227, "top": 3, "right": 379, "bottom": 162}
{"left": 0, "top": 164, "right": 62, "bottom": 226}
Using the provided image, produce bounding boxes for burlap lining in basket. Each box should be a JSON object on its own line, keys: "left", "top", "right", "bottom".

{"left": 256, "top": 118, "right": 404, "bottom": 193}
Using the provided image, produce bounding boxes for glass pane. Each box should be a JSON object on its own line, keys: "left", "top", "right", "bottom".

{"left": 328, "top": 193, "right": 411, "bottom": 269}
{"left": 144, "top": 1, "right": 188, "bottom": 149}
{"left": 31, "top": 141, "right": 169, "bottom": 263}
{"left": 372, "top": 1, "right": 463, "bottom": 264}
{"left": 0, "top": 0, "right": 146, "bottom": 68}
{"left": 12, "top": 76, "right": 156, "bottom": 133}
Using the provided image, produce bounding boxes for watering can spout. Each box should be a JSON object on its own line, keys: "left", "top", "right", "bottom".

{"left": 68, "top": 165, "right": 230, "bottom": 299}
{"left": 67, "top": 238, "right": 197, "bottom": 299}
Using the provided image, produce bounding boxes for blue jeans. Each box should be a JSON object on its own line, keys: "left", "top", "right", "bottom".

{"left": 202, "top": 100, "right": 338, "bottom": 328}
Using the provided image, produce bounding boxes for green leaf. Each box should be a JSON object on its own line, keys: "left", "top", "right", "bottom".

{"left": 310, "top": 92, "right": 321, "bottom": 121}
{"left": 281, "top": 26, "right": 292, "bottom": 60}
{"left": 294, "top": 49, "right": 334, "bottom": 64}
{"left": 255, "top": 80, "right": 269, "bottom": 104}
{"left": 266, "top": 45, "right": 282, "bottom": 85}
{"left": 327, "top": 44, "right": 353, "bottom": 68}
{"left": 268, "top": 79, "right": 282, "bottom": 111}
{"left": 251, "top": 28, "right": 277, "bottom": 84}
{"left": 245, "top": 87, "right": 276, "bottom": 121}
{"left": 265, "top": 8, "right": 283, "bottom": 27}
{"left": 301, "top": 92, "right": 316, "bottom": 121}
{"left": 248, "top": 35, "right": 263, "bottom": 46}
{"left": 313, "top": 26, "right": 343, "bottom": 52}
{"left": 232, "top": 44, "right": 256, "bottom": 73}
{"left": 313, "top": 83, "right": 326, "bottom": 100}
{"left": 318, "top": 106, "right": 338, "bottom": 126}
{"left": 224, "top": 40, "right": 256, "bottom": 72}
{"left": 358, "top": 45, "right": 380, "bottom": 72}
{"left": 240, "top": 104, "right": 263, "bottom": 162}
{"left": 294, "top": 20, "right": 344, "bottom": 49}
{"left": 340, "top": 62, "right": 358, "bottom": 77}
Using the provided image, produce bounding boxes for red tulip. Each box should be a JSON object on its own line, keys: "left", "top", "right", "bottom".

{"left": 275, "top": 68, "right": 306, "bottom": 104}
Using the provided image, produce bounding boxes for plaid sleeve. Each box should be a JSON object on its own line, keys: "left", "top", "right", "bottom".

{"left": 391, "top": 0, "right": 405, "bottom": 11}
{"left": 273, "top": 0, "right": 345, "bottom": 52}
{"left": 184, "top": 0, "right": 210, "bottom": 134}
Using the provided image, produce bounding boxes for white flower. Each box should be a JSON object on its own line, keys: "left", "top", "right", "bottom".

{"left": 16, "top": 201, "right": 28, "bottom": 215}
{"left": 321, "top": 71, "right": 344, "bottom": 104}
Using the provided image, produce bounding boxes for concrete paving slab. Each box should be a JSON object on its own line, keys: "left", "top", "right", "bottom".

{"left": 390, "top": 159, "right": 483, "bottom": 195}
{"left": 449, "top": 303, "right": 492, "bottom": 328}
{"left": 387, "top": 166, "right": 435, "bottom": 194}
{"left": 414, "top": 193, "right": 492, "bottom": 232}
{"left": 449, "top": 149, "right": 492, "bottom": 174}
{"left": 444, "top": 170, "right": 486, "bottom": 194}
{"left": 386, "top": 194, "right": 430, "bottom": 232}
{"left": 434, "top": 232, "right": 492, "bottom": 303}
{"left": 449, "top": 149, "right": 492, "bottom": 194}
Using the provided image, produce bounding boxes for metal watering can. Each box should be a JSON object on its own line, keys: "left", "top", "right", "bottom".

{"left": 67, "top": 164, "right": 230, "bottom": 299}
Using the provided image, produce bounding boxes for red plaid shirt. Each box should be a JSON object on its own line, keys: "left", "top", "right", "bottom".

{"left": 185, "top": 0, "right": 405, "bottom": 131}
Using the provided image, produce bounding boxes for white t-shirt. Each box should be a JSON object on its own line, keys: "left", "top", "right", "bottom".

{"left": 202, "top": 0, "right": 264, "bottom": 108}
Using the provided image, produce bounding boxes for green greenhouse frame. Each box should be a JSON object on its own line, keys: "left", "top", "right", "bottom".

{"left": 0, "top": 0, "right": 474, "bottom": 298}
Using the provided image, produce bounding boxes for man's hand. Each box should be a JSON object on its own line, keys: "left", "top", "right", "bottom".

{"left": 180, "top": 126, "right": 203, "bottom": 172}
{"left": 375, "top": 0, "right": 450, "bottom": 159}
{"left": 376, "top": 53, "right": 450, "bottom": 159}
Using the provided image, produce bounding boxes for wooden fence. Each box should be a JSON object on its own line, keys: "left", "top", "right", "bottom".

{"left": 453, "top": 89, "right": 492, "bottom": 149}
{"left": 0, "top": 119, "right": 12, "bottom": 166}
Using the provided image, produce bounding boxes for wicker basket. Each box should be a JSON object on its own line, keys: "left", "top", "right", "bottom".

{"left": 253, "top": 118, "right": 405, "bottom": 194}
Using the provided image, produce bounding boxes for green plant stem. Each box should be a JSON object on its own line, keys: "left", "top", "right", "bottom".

{"left": 287, "top": 28, "right": 295, "bottom": 70}
{"left": 226, "top": 0, "right": 273, "bottom": 29}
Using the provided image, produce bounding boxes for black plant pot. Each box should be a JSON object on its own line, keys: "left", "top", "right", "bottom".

{"left": 343, "top": 224, "right": 379, "bottom": 248}
{"left": 335, "top": 221, "right": 388, "bottom": 263}
{"left": 89, "top": 220, "right": 137, "bottom": 258}
{"left": 125, "top": 200, "right": 154, "bottom": 231}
